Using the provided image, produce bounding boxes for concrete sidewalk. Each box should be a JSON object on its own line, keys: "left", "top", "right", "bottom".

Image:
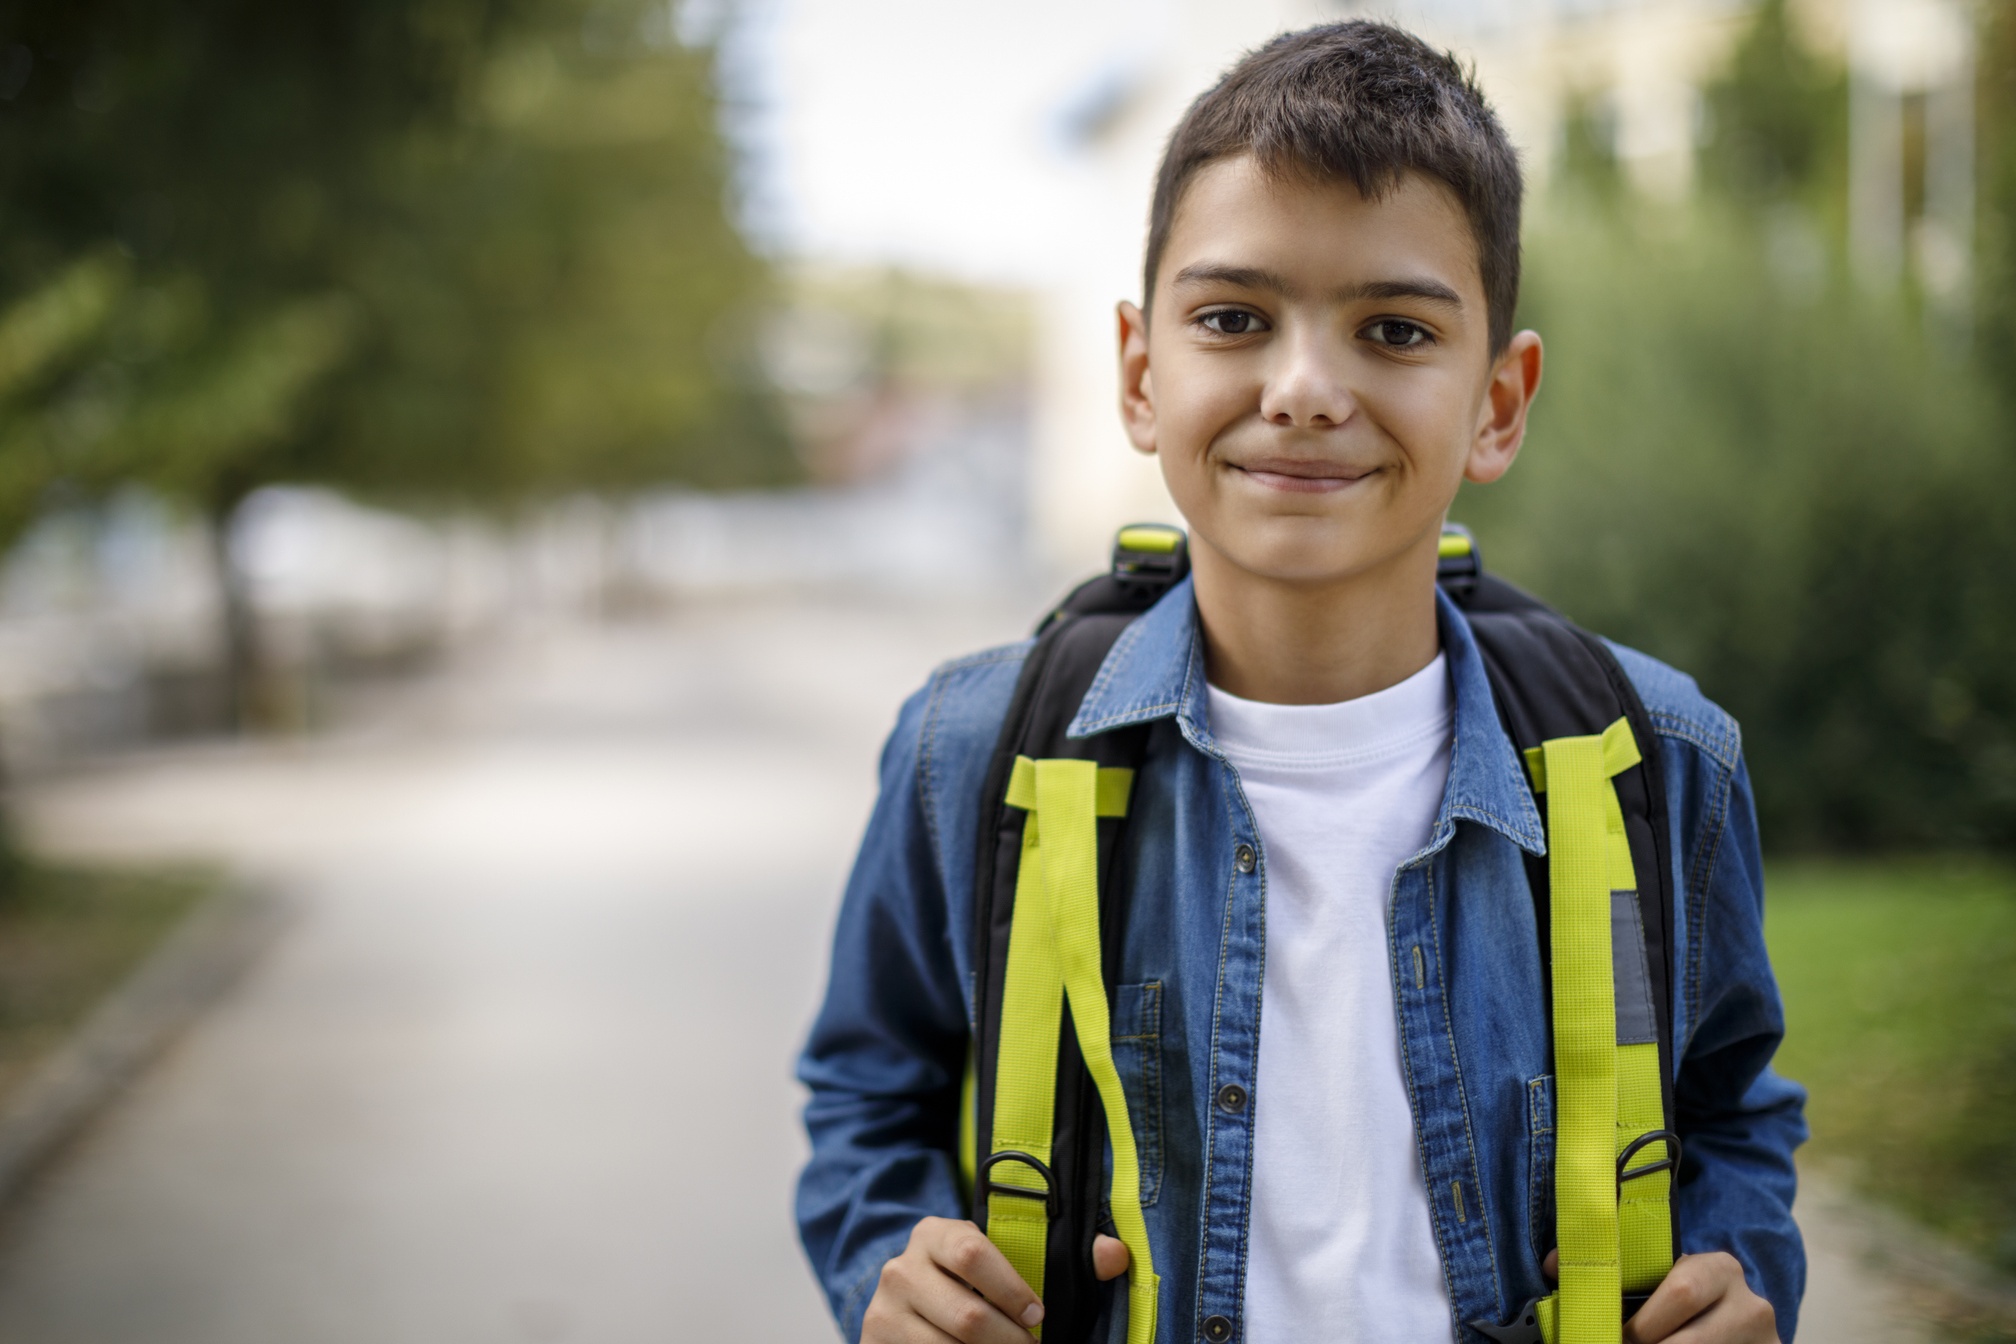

{"left": 0, "top": 597, "right": 1026, "bottom": 1344}
{"left": 0, "top": 595, "right": 1950, "bottom": 1343}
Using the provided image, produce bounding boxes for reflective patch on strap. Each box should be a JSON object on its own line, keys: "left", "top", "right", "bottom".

{"left": 1610, "top": 892, "right": 1658, "bottom": 1047}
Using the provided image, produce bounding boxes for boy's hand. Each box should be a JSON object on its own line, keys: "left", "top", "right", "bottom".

{"left": 1541, "top": 1250, "right": 1779, "bottom": 1343}
{"left": 861, "top": 1219, "right": 1131, "bottom": 1343}
{"left": 864, "top": 1218, "right": 1042, "bottom": 1342}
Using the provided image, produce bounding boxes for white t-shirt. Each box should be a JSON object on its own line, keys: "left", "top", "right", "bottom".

{"left": 1206, "top": 654, "right": 1456, "bottom": 1343}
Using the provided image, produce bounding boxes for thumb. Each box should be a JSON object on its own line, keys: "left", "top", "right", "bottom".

{"left": 1543, "top": 1249, "right": 1559, "bottom": 1283}
{"left": 1093, "top": 1235, "right": 1131, "bottom": 1282}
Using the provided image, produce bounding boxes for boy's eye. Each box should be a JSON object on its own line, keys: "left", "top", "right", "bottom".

{"left": 1363, "top": 318, "right": 1432, "bottom": 348}
{"left": 1199, "top": 310, "right": 1263, "bottom": 336}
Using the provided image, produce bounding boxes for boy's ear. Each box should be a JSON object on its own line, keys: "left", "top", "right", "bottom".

{"left": 1466, "top": 328, "right": 1543, "bottom": 484}
{"left": 1117, "top": 300, "right": 1156, "bottom": 455}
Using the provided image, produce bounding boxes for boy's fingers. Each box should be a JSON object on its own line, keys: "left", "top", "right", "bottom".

{"left": 1622, "top": 1253, "right": 1749, "bottom": 1344}
{"left": 1542, "top": 1249, "right": 1559, "bottom": 1282}
{"left": 917, "top": 1218, "right": 1045, "bottom": 1332}
{"left": 1630, "top": 1291, "right": 1780, "bottom": 1344}
{"left": 911, "top": 1273, "right": 1043, "bottom": 1344}
{"left": 872, "top": 1311, "right": 961, "bottom": 1344}
{"left": 862, "top": 1274, "right": 962, "bottom": 1344}
{"left": 1092, "top": 1235, "right": 1131, "bottom": 1281}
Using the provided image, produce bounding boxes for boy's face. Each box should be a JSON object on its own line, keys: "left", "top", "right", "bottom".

{"left": 1118, "top": 155, "right": 1541, "bottom": 589}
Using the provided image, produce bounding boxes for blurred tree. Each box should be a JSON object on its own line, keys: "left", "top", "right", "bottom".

{"left": 1976, "top": 0, "right": 2016, "bottom": 374}
{"left": 0, "top": 0, "right": 789, "bottom": 725}
{"left": 1462, "top": 0, "right": 2016, "bottom": 851}
{"left": 1696, "top": 0, "right": 1847, "bottom": 215}
{"left": 1471, "top": 205, "right": 2016, "bottom": 850}
{"left": 326, "top": 4, "right": 792, "bottom": 503}
{"left": 1557, "top": 92, "right": 1625, "bottom": 201}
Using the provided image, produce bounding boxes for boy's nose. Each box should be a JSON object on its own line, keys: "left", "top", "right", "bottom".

{"left": 1259, "top": 334, "right": 1356, "bottom": 428}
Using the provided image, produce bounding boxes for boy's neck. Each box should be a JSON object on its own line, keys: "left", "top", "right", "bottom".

{"left": 1192, "top": 532, "right": 1443, "bottom": 706}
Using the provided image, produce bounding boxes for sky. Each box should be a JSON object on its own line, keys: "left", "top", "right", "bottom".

{"left": 716, "top": 0, "right": 1540, "bottom": 284}
{"left": 725, "top": 0, "right": 1172, "bottom": 284}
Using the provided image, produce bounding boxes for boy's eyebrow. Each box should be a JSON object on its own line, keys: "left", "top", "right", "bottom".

{"left": 1170, "top": 262, "right": 1300, "bottom": 294}
{"left": 1170, "top": 263, "right": 1465, "bottom": 309}
{"left": 1349, "top": 277, "right": 1464, "bottom": 308}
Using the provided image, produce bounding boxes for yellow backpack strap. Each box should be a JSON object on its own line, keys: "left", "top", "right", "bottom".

{"left": 980, "top": 762, "right": 1070, "bottom": 1311}
{"left": 1521, "top": 718, "right": 1676, "bottom": 1343}
{"left": 975, "top": 756, "right": 1158, "bottom": 1344}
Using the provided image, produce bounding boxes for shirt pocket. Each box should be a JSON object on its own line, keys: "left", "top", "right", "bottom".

{"left": 1110, "top": 981, "right": 1165, "bottom": 1207}
{"left": 1528, "top": 1073, "right": 1555, "bottom": 1260}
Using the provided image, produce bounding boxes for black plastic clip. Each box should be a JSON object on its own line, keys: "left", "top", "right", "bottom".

{"left": 1470, "top": 1296, "right": 1545, "bottom": 1343}
{"left": 976, "top": 1150, "right": 1057, "bottom": 1220}
{"left": 1470, "top": 1292, "right": 1658, "bottom": 1343}
{"left": 1110, "top": 524, "right": 1190, "bottom": 606}
{"left": 1436, "top": 523, "right": 1482, "bottom": 599}
{"left": 1618, "top": 1130, "right": 1682, "bottom": 1187}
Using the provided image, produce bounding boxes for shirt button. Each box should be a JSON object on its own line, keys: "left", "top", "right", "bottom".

{"left": 1202, "top": 1315, "right": 1236, "bottom": 1342}
{"left": 1215, "top": 1083, "right": 1247, "bottom": 1114}
{"left": 1234, "top": 844, "right": 1256, "bottom": 874}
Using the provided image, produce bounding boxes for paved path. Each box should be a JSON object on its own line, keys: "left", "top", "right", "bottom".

{"left": 0, "top": 597, "right": 1027, "bottom": 1344}
{"left": 0, "top": 596, "right": 1948, "bottom": 1342}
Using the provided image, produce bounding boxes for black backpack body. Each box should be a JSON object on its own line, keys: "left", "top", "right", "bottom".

{"left": 964, "top": 526, "right": 1678, "bottom": 1343}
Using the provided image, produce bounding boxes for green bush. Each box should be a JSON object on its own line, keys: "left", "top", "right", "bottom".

{"left": 1458, "top": 202, "right": 2016, "bottom": 849}
{"left": 1767, "top": 860, "right": 2016, "bottom": 1269}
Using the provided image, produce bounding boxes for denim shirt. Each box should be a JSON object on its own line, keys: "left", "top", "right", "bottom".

{"left": 796, "top": 580, "right": 1807, "bottom": 1343}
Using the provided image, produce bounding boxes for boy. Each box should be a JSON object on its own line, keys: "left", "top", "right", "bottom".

{"left": 797, "top": 21, "right": 1804, "bottom": 1344}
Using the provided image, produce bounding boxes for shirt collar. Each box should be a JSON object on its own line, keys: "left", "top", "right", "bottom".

{"left": 1067, "top": 576, "right": 1546, "bottom": 857}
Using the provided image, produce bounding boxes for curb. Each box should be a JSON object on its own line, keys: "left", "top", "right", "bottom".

{"left": 0, "top": 880, "right": 292, "bottom": 1206}
{"left": 1802, "top": 1167, "right": 2016, "bottom": 1340}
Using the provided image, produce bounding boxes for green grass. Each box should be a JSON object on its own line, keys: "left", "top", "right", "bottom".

{"left": 1766, "top": 858, "right": 2016, "bottom": 1270}
{"left": 0, "top": 863, "right": 215, "bottom": 1106}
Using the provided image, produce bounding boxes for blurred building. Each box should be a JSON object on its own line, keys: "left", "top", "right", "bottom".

{"left": 1027, "top": 0, "right": 1979, "bottom": 572}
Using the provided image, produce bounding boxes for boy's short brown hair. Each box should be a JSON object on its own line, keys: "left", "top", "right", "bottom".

{"left": 1145, "top": 21, "right": 1524, "bottom": 353}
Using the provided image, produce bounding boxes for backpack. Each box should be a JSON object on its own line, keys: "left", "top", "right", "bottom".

{"left": 959, "top": 524, "right": 1679, "bottom": 1344}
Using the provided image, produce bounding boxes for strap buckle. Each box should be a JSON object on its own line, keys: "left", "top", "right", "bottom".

{"left": 977, "top": 1150, "right": 1057, "bottom": 1220}
{"left": 1470, "top": 1296, "right": 1545, "bottom": 1343}
{"left": 1469, "top": 1293, "right": 1657, "bottom": 1343}
{"left": 1437, "top": 523, "right": 1481, "bottom": 598}
{"left": 1110, "top": 524, "right": 1189, "bottom": 604}
{"left": 1618, "top": 1130, "right": 1682, "bottom": 1187}
{"left": 1469, "top": 1131, "right": 1676, "bottom": 1342}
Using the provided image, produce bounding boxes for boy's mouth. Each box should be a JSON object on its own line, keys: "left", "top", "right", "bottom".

{"left": 1228, "top": 456, "right": 1378, "bottom": 495}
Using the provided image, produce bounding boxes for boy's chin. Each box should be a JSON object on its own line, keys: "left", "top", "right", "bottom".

{"left": 1202, "top": 531, "right": 1409, "bottom": 589}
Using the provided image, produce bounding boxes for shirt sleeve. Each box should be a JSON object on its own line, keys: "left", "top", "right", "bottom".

{"left": 1673, "top": 748, "right": 1809, "bottom": 1338}
{"left": 795, "top": 683, "right": 973, "bottom": 1341}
